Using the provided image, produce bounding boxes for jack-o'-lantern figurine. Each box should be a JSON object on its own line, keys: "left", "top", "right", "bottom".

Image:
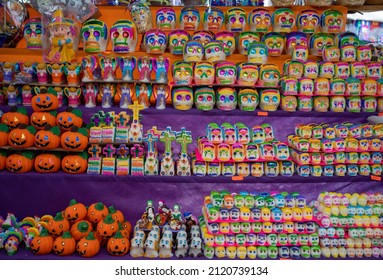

{"left": 336, "top": 32, "right": 360, "bottom": 49}
{"left": 237, "top": 63, "right": 258, "bottom": 86}
{"left": 32, "top": 88, "right": 59, "bottom": 112}
{"left": 258, "top": 64, "right": 280, "bottom": 87}
{"left": 238, "top": 88, "right": 259, "bottom": 111}
{"left": 156, "top": 8, "right": 176, "bottom": 31}
{"left": 0, "top": 151, "right": 6, "bottom": 170}
{"left": 0, "top": 124, "right": 9, "bottom": 147}
{"left": 61, "top": 126, "right": 88, "bottom": 151}
{"left": 110, "top": 20, "right": 137, "bottom": 53}
{"left": 286, "top": 32, "right": 307, "bottom": 56}
{"left": 321, "top": 10, "right": 344, "bottom": 34}
{"left": 262, "top": 32, "right": 284, "bottom": 56}
{"left": 297, "top": 10, "right": 320, "bottom": 33}
{"left": 248, "top": 8, "right": 271, "bottom": 33}
{"left": 203, "top": 7, "right": 224, "bottom": 31}
{"left": 194, "top": 62, "right": 215, "bottom": 85}
{"left": 216, "top": 87, "right": 237, "bottom": 111}
{"left": 215, "top": 31, "right": 236, "bottom": 56}
{"left": 259, "top": 89, "right": 280, "bottom": 112}
{"left": 180, "top": 7, "right": 200, "bottom": 31}
{"left": 192, "top": 30, "right": 214, "bottom": 46}
{"left": 107, "top": 231, "right": 130, "bottom": 256}
{"left": 205, "top": 41, "right": 226, "bottom": 63}
{"left": 172, "top": 87, "right": 194, "bottom": 111}
{"left": 143, "top": 29, "right": 167, "bottom": 54}
{"left": 23, "top": 18, "right": 42, "bottom": 50}
{"left": 237, "top": 32, "right": 260, "bottom": 55}
{"left": 248, "top": 42, "right": 268, "bottom": 65}
{"left": 272, "top": 8, "right": 295, "bottom": 33}
{"left": 215, "top": 61, "right": 237, "bottom": 85}
{"left": 34, "top": 152, "right": 61, "bottom": 173}
{"left": 226, "top": 8, "right": 246, "bottom": 32}
{"left": 1, "top": 106, "right": 29, "bottom": 129}
{"left": 183, "top": 40, "right": 204, "bottom": 63}
{"left": 62, "top": 152, "right": 88, "bottom": 174}
{"left": 6, "top": 151, "right": 35, "bottom": 173}
{"left": 8, "top": 124, "right": 36, "bottom": 148}
{"left": 81, "top": 19, "right": 108, "bottom": 53}
{"left": 47, "top": 212, "right": 70, "bottom": 237}
{"left": 309, "top": 33, "right": 334, "bottom": 56}
{"left": 194, "top": 87, "right": 215, "bottom": 111}
{"left": 30, "top": 228, "right": 53, "bottom": 254}
{"left": 168, "top": 30, "right": 189, "bottom": 55}
{"left": 56, "top": 107, "right": 83, "bottom": 131}
{"left": 34, "top": 125, "right": 61, "bottom": 150}
{"left": 173, "top": 61, "right": 193, "bottom": 85}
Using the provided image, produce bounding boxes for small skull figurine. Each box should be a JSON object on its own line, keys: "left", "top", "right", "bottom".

{"left": 259, "top": 89, "right": 280, "bottom": 112}
{"left": 23, "top": 18, "right": 42, "bottom": 50}
{"left": 237, "top": 32, "right": 260, "bottom": 55}
{"left": 110, "top": 20, "right": 137, "bottom": 53}
{"left": 286, "top": 32, "right": 308, "bottom": 56}
{"left": 272, "top": 8, "right": 295, "bottom": 33}
{"left": 172, "top": 61, "right": 193, "bottom": 85}
{"left": 297, "top": 10, "right": 320, "bottom": 33}
{"left": 180, "top": 7, "right": 200, "bottom": 31}
{"left": 238, "top": 88, "right": 259, "bottom": 111}
{"left": 309, "top": 33, "right": 334, "bottom": 56}
{"left": 215, "top": 31, "right": 236, "bottom": 56}
{"left": 248, "top": 42, "right": 268, "bottom": 65}
{"left": 194, "top": 62, "right": 215, "bottom": 85}
{"left": 156, "top": 8, "right": 176, "bottom": 31}
{"left": 183, "top": 40, "right": 204, "bottom": 63}
{"left": 237, "top": 62, "right": 258, "bottom": 86}
{"left": 203, "top": 7, "right": 224, "bottom": 31}
{"left": 248, "top": 8, "right": 271, "bottom": 33}
{"left": 192, "top": 30, "right": 214, "bottom": 46}
{"left": 194, "top": 87, "right": 215, "bottom": 111}
{"left": 258, "top": 64, "right": 280, "bottom": 87}
{"left": 168, "top": 30, "right": 189, "bottom": 55}
{"left": 204, "top": 41, "right": 226, "bottom": 63}
{"left": 172, "top": 87, "right": 193, "bottom": 110}
{"left": 143, "top": 29, "right": 167, "bottom": 54}
{"left": 216, "top": 87, "right": 237, "bottom": 111}
{"left": 215, "top": 61, "right": 237, "bottom": 85}
{"left": 226, "top": 7, "right": 246, "bottom": 32}
{"left": 321, "top": 10, "right": 344, "bottom": 34}
{"left": 262, "top": 32, "right": 285, "bottom": 56}
{"left": 81, "top": 19, "right": 108, "bottom": 53}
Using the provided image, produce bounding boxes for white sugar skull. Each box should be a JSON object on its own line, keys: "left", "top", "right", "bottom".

{"left": 81, "top": 19, "right": 108, "bottom": 53}
{"left": 110, "top": 20, "right": 137, "bottom": 53}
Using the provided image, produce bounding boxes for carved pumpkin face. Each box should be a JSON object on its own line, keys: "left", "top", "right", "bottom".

{"left": 107, "top": 231, "right": 130, "bottom": 256}
{"left": 87, "top": 202, "right": 108, "bottom": 224}
{"left": 53, "top": 231, "right": 76, "bottom": 256}
{"left": 6, "top": 152, "right": 35, "bottom": 173}
{"left": 31, "top": 111, "right": 57, "bottom": 130}
{"left": 64, "top": 199, "right": 87, "bottom": 223}
{"left": 56, "top": 108, "right": 83, "bottom": 131}
{"left": 30, "top": 229, "right": 54, "bottom": 255}
{"left": 0, "top": 124, "right": 9, "bottom": 146}
{"left": 1, "top": 107, "right": 29, "bottom": 129}
{"left": 70, "top": 220, "right": 93, "bottom": 241}
{"left": 108, "top": 206, "right": 125, "bottom": 224}
{"left": 97, "top": 214, "right": 118, "bottom": 239}
{"left": 34, "top": 153, "right": 61, "bottom": 173}
{"left": 8, "top": 125, "right": 36, "bottom": 148}
{"left": 47, "top": 212, "right": 70, "bottom": 237}
{"left": 61, "top": 127, "right": 89, "bottom": 151}
{"left": 76, "top": 232, "right": 100, "bottom": 258}
{"left": 61, "top": 152, "right": 88, "bottom": 174}
{"left": 32, "top": 93, "right": 59, "bottom": 112}
{"left": 34, "top": 125, "right": 61, "bottom": 149}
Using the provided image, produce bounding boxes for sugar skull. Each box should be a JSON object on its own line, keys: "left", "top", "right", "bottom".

{"left": 321, "top": 10, "right": 344, "bottom": 33}
{"left": 216, "top": 87, "right": 237, "bottom": 111}
{"left": 226, "top": 8, "right": 246, "bottom": 32}
{"left": 143, "top": 29, "right": 167, "bottom": 54}
{"left": 168, "top": 30, "right": 189, "bottom": 55}
{"left": 336, "top": 32, "right": 360, "bottom": 49}
{"left": 323, "top": 45, "right": 340, "bottom": 62}
{"left": 258, "top": 64, "right": 280, "bottom": 87}
{"left": 204, "top": 41, "right": 226, "bottom": 63}
{"left": 303, "top": 61, "right": 319, "bottom": 79}
{"left": 156, "top": 8, "right": 176, "bottom": 31}
{"left": 259, "top": 89, "right": 280, "bottom": 111}
{"left": 237, "top": 32, "right": 260, "bottom": 55}
{"left": 172, "top": 87, "right": 193, "bottom": 110}
{"left": 284, "top": 60, "right": 303, "bottom": 79}
{"left": 367, "top": 62, "right": 382, "bottom": 80}
{"left": 183, "top": 40, "right": 204, "bottom": 63}
{"left": 297, "top": 10, "right": 320, "bottom": 33}
{"left": 272, "top": 8, "right": 295, "bottom": 33}
{"left": 262, "top": 32, "right": 284, "bottom": 56}
{"left": 247, "top": 42, "right": 268, "bottom": 65}
{"left": 248, "top": 8, "right": 271, "bottom": 33}
{"left": 215, "top": 61, "right": 237, "bottom": 85}
{"left": 357, "top": 46, "right": 372, "bottom": 63}
{"left": 285, "top": 32, "right": 308, "bottom": 56}
{"left": 341, "top": 45, "right": 357, "bottom": 62}
{"left": 279, "top": 161, "right": 294, "bottom": 176}
{"left": 237, "top": 63, "right": 258, "bottom": 86}
{"left": 172, "top": 61, "right": 193, "bottom": 85}
{"left": 215, "top": 31, "right": 236, "bottom": 56}
{"left": 238, "top": 88, "right": 259, "bottom": 111}
{"left": 81, "top": 19, "right": 108, "bottom": 53}
{"left": 314, "top": 78, "right": 330, "bottom": 96}
{"left": 319, "top": 61, "right": 334, "bottom": 79}
{"left": 194, "top": 87, "right": 215, "bottom": 111}
{"left": 335, "top": 62, "right": 350, "bottom": 79}
{"left": 251, "top": 162, "right": 264, "bottom": 177}
{"left": 246, "top": 144, "right": 259, "bottom": 160}
{"left": 309, "top": 33, "right": 334, "bottom": 56}
{"left": 192, "top": 30, "right": 214, "bottom": 46}
{"left": 281, "top": 76, "right": 298, "bottom": 96}
{"left": 203, "top": 7, "right": 224, "bottom": 31}
{"left": 194, "top": 62, "right": 215, "bottom": 85}
{"left": 180, "top": 7, "right": 200, "bottom": 31}
{"left": 110, "top": 20, "right": 137, "bottom": 53}
{"left": 23, "top": 18, "right": 42, "bottom": 50}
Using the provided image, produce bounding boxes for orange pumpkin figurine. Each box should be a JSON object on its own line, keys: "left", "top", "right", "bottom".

{"left": 34, "top": 152, "right": 61, "bottom": 173}
{"left": 77, "top": 232, "right": 100, "bottom": 258}
{"left": 61, "top": 126, "right": 89, "bottom": 151}
{"left": 8, "top": 124, "right": 36, "bottom": 148}
{"left": 61, "top": 152, "right": 88, "bottom": 174}
{"left": 46, "top": 212, "right": 70, "bottom": 237}
{"left": 108, "top": 206, "right": 125, "bottom": 224}
{"left": 0, "top": 151, "right": 7, "bottom": 170}
{"left": 107, "top": 231, "right": 130, "bottom": 256}
{"left": 30, "top": 228, "right": 54, "bottom": 255}
{"left": 53, "top": 231, "right": 76, "bottom": 256}
{"left": 64, "top": 199, "right": 87, "bottom": 223}
{"left": 0, "top": 124, "right": 9, "bottom": 146}
{"left": 87, "top": 202, "right": 108, "bottom": 224}
{"left": 6, "top": 151, "right": 35, "bottom": 173}
{"left": 97, "top": 214, "right": 118, "bottom": 239}
{"left": 1, "top": 106, "right": 29, "bottom": 129}
{"left": 56, "top": 107, "right": 83, "bottom": 131}
{"left": 34, "top": 125, "right": 61, "bottom": 150}
{"left": 70, "top": 220, "right": 93, "bottom": 241}
{"left": 30, "top": 110, "right": 57, "bottom": 130}
{"left": 31, "top": 88, "right": 59, "bottom": 112}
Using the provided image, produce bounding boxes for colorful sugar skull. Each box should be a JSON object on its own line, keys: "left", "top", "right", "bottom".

{"left": 216, "top": 87, "right": 237, "bottom": 111}
{"left": 362, "top": 96, "right": 377, "bottom": 112}
{"left": 247, "top": 42, "right": 268, "bottom": 65}
{"left": 265, "top": 161, "right": 279, "bottom": 177}
{"left": 279, "top": 161, "right": 294, "bottom": 176}
{"left": 226, "top": 8, "right": 246, "bottom": 32}
{"left": 280, "top": 76, "right": 298, "bottom": 95}
{"left": 143, "top": 29, "right": 167, "bottom": 54}
{"left": 216, "top": 61, "right": 237, "bottom": 85}
{"left": 303, "top": 61, "right": 319, "bottom": 79}
{"left": 362, "top": 78, "right": 378, "bottom": 96}
{"left": 336, "top": 32, "right": 360, "bottom": 49}
{"left": 334, "top": 62, "right": 350, "bottom": 79}
{"left": 309, "top": 33, "right": 334, "bottom": 56}
{"left": 281, "top": 95, "right": 298, "bottom": 112}
{"left": 323, "top": 45, "right": 340, "bottom": 62}
{"left": 297, "top": 10, "right": 320, "bottom": 33}
{"left": 192, "top": 30, "right": 214, "bottom": 46}
{"left": 259, "top": 89, "right": 280, "bottom": 112}
{"left": 321, "top": 10, "right": 344, "bottom": 33}
{"left": 237, "top": 63, "right": 258, "bottom": 86}
{"left": 237, "top": 32, "right": 260, "bottom": 55}
{"left": 215, "top": 31, "right": 236, "bottom": 56}
{"left": 81, "top": 19, "right": 108, "bottom": 53}
{"left": 367, "top": 62, "right": 382, "bottom": 80}
{"left": 357, "top": 46, "right": 372, "bottom": 63}
{"left": 351, "top": 62, "right": 366, "bottom": 79}
{"left": 238, "top": 88, "right": 259, "bottom": 111}
{"left": 194, "top": 62, "right": 215, "bottom": 85}
{"left": 262, "top": 32, "right": 284, "bottom": 56}
{"left": 248, "top": 8, "right": 271, "bottom": 33}
{"left": 341, "top": 45, "right": 357, "bottom": 62}
{"left": 203, "top": 7, "right": 224, "bottom": 31}
{"left": 204, "top": 41, "right": 226, "bottom": 63}
{"left": 330, "top": 78, "right": 346, "bottom": 95}
{"left": 195, "top": 87, "right": 215, "bottom": 111}
{"left": 314, "top": 78, "right": 330, "bottom": 96}
{"left": 168, "top": 30, "right": 189, "bottom": 55}
{"left": 251, "top": 162, "right": 264, "bottom": 177}
{"left": 286, "top": 32, "right": 308, "bottom": 56}
{"left": 284, "top": 60, "right": 303, "bottom": 79}
{"left": 180, "top": 7, "right": 200, "bottom": 31}
{"left": 258, "top": 64, "right": 280, "bottom": 87}
{"left": 272, "top": 8, "right": 295, "bottom": 33}
{"left": 319, "top": 61, "right": 334, "bottom": 79}
{"left": 156, "top": 8, "right": 176, "bottom": 31}
{"left": 183, "top": 40, "right": 204, "bottom": 63}
{"left": 298, "top": 78, "right": 314, "bottom": 95}
{"left": 172, "top": 87, "right": 193, "bottom": 110}
{"left": 110, "top": 20, "right": 137, "bottom": 53}
{"left": 172, "top": 61, "right": 193, "bottom": 85}
{"left": 23, "top": 18, "right": 42, "bottom": 50}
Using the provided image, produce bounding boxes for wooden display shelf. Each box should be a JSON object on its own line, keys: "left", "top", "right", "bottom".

{"left": 348, "top": 5, "right": 383, "bottom": 12}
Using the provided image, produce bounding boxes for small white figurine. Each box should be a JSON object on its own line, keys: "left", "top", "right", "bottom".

{"left": 144, "top": 235, "right": 159, "bottom": 258}
{"left": 188, "top": 237, "right": 202, "bottom": 257}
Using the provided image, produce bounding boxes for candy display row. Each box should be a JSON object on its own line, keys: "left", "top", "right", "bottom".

{"left": 320, "top": 246, "right": 383, "bottom": 258}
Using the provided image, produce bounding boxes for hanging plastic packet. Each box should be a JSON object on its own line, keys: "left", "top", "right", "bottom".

{"left": 127, "top": 1, "right": 153, "bottom": 34}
